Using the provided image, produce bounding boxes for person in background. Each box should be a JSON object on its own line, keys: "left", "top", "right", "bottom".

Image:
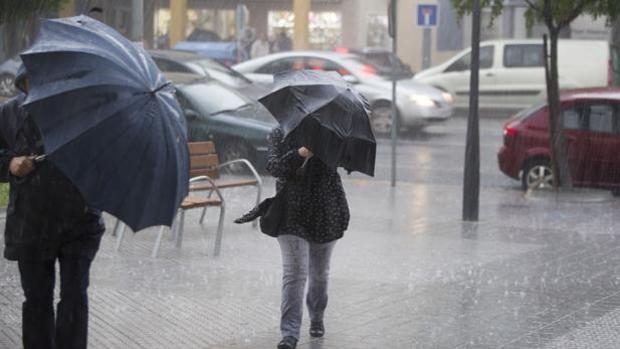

{"left": 251, "top": 32, "right": 271, "bottom": 58}
{"left": 0, "top": 67, "right": 105, "bottom": 349}
{"left": 275, "top": 30, "right": 293, "bottom": 52}
{"left": 238, "top": 27, "right": 256, "bottom": 62}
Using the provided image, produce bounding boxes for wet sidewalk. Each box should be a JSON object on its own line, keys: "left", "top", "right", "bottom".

{"left": 2, "top": 175, "right": 620, "bottom": 349}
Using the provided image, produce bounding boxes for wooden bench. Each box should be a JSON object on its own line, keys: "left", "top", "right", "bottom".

{"left": 187, "top": 142, "right": 262, "bottom": 227}
{"left": 114, "top": 141, "right": 262, "bottom": 257}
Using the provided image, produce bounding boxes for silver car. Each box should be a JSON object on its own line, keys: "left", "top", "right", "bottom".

{"left": 233, "top": 51, "right": 454, "bottom": 134}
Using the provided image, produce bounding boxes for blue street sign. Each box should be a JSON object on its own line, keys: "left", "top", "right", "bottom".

{"left": 417, "top": 4, "right": 439, "bottom": 27}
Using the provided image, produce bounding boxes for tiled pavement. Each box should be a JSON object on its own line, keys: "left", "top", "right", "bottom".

{"left": 2, "top": 176, "right": 620, "bottom": 348}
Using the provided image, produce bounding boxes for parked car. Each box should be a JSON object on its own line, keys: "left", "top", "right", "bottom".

{"left": 415, "top": 39, "right": 620, "bottom": 111}
{"left": 498, "top": 88, "right": 620, "bottom": 191}
{"left": 335, "top": 47, "right": 414, "bottom": 79}
{"left": 233, "top": 51, "right": 453, "bottom": 135}
{"left": 149, "top": 49, "right": 269, "bottom": 100}
{"left": 0, "top": 56, "right": 21, "bottom": 97}
{"left": 165, "top": 73, "right": 277, "bottom": 171}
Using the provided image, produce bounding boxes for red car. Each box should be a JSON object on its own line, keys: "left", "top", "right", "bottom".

{"left": 498, "top": 88, "right": 620, "bottom": 190}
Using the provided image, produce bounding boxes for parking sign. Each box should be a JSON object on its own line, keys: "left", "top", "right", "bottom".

{"left": 417, "top": 4, "right": 439, "bottom": 27}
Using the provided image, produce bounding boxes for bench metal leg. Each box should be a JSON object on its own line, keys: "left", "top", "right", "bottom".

{"left": 199, "top": 190, "right": 214, "bottom": 224}
{"left": 114, "top": 222, "right": 127, "bottom": 251}
{"left": 169, "top": 212, "right": 180, "bottom": 242}
{"left": 252, "top": 183, "right": 262, "bottom": 228}
{"left": 175, "top": 210, "right": 186, "bottom": 248}
{"left": 212, "top": 203, "right": 226, "bottom": 257}
{"left": 151, "top": 226, "right": 167, "bottom": 258}
{"left": 111, "top": 219, "right": 121, "bottom": 237}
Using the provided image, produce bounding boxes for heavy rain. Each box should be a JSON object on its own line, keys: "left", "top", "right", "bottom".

{"left": 1, "top": 0, "right": 620, "bottom": 348}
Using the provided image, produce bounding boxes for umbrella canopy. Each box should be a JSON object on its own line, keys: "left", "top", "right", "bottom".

{"left": 19, "top": 15, "right": 189, "bottom": 231}
{"left": 259, "top": 70, "right": 376, "bottom": 176}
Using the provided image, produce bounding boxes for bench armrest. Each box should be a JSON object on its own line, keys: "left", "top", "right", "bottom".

{"left": 216, "top": 159, "right": 263, "bottom": 187}
{"left": 189, "top": 175, "right": 225, "bottom": 202}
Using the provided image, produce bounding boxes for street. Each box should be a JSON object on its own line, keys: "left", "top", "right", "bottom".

{"left": 358, "top": 116, "right": 512, "bottom": 188}
{"left": 2, "top": 116, "right": 620, "bottom": 349}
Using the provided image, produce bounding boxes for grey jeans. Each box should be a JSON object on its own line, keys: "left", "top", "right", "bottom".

{"left": 277, "top": 235, "right": 337, "bottom": 339}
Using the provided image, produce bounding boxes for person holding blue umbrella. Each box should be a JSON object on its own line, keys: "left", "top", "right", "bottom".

{"left": 1, "top": 15, "right": 189, "bottom": 349}
{"left": 0, "top": 67, "right": 105, "bottom": 349}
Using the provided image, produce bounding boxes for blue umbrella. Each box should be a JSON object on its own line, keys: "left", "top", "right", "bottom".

{"left": 19, "top": 15, "right": 189, "bottom": 231}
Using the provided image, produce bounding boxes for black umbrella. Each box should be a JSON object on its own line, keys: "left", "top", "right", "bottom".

{"left": 19, "top": 15, "right": 189, "bottom": 231}
{"left": 259, "top": 70, "right": 376, "bottom": 176}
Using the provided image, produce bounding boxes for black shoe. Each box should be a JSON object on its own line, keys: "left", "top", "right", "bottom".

{"left": 277, "top": 336, "right": 298, "bottom": 349}
{"left": 309, "top": 321, "right": 325, "bottom": 338}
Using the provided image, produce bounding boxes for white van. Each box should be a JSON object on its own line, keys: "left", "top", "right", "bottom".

{"left": 414, "top": 39, "right": 620, "bottom": 110}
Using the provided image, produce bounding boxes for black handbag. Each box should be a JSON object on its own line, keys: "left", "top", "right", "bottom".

{"left": 233, "top": 184, "right": 288, "bottom": 237}
{"left": 258, "top": 185, "right": 288, "bottom": 237}
{"left": 234, "top": 157, "right": 308, "bottom": 237}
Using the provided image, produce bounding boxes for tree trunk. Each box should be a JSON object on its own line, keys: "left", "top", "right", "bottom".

{"left": 613, "top": 18, "right": 620, "bottom": 47}
{"left": 462, "top": 0, "right": 480, "bottom": 221}
{"left": 546, "top": 30, "right": 572, "bottom": 190}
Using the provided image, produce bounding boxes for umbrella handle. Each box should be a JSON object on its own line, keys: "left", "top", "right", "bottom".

{"left": 301, "top": 157, "right": 310, "bottom": 168}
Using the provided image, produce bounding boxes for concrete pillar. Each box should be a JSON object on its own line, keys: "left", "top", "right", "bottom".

{"left": 293, "top": 0, "right": 310, "bottom": 50}
{"left": 513, "top": 7, "right": 527, "bottom": 39}
{"left": 143, "top": 0, "right": 155, "bottom": 49}
{"left": 59, "top": 0, "right": 76, "bottom": 17}
{"left": 340, "top": 0, "right": 361, "bottom": 48}
{"left": 169, "top": 0, "right": 187, "bottom": 48}
{"left": 131, "top": 0, "right": 144, "bottom": 42}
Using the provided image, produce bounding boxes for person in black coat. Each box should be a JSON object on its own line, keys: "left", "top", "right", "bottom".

{"left": 0, "top": 68, "right": 105, "bottom": 349}
{"left": 266, "top": 127, "right": 350, "bottom": 349}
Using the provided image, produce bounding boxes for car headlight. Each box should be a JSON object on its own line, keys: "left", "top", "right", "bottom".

{"left": 441, "top": 92, "right": 453, "bottom": 103}
{"left": 409, "top": 95, "right": 436, "bottom": 107}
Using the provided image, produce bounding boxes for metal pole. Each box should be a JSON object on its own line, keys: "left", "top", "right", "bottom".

{"left": 421, "top": 27, "right": 432, "bottom": 69}
{"left": 390, "top": 0, "right": 398, "bottom": 187}
{"left": 131, "top": 0, "right": 144, "bottom": 42}
{"left": 462, "top": 0, "right": 480, "bottom": 221}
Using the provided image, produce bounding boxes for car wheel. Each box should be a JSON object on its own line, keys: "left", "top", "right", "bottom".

{"left": 0, "top": 74, "right": 16, "bottom": 97}
{"left": 370, "top": 103, "right": 394, "bottom": 136}
{"left": 522, "top": 159, "right": 554, "bottom": 191}
{"left": 218, "top": 140, "right": 253, "bottom": 174}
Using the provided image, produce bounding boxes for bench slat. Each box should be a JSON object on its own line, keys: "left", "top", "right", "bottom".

{"left": 190, "top": 154, "right": 219, "bottom": 169}
{"left": 188, "top": 142, "right": 216, "bottom": 155}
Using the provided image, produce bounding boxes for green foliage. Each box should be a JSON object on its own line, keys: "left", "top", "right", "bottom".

{"left": 451, "top": 0, "right": 620, "bottom": 32}
{"left": 0, "top": 0, "right": 67, "bottom": 24}
{"left": 0, "top": 183, "right": 8, "bottom": 208}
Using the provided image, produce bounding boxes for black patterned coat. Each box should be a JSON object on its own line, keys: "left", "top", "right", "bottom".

{"left": 266, "top": 127, "right": 350, "bottom": 243}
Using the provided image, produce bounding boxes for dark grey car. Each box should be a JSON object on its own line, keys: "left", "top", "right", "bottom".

{"left": 165, "top": 73, "right": 276, "bottom": 171}
{"left": 149, "top": 49, "right": 270, "bottom": 100}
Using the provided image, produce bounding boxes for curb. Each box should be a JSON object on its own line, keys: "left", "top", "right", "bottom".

{"left": 524, "top": 188, "right": 615, "bottom": 203}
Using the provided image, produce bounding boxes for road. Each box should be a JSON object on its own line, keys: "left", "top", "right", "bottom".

{"left": 355, "top": 116, "right": 514, "bottom": 189}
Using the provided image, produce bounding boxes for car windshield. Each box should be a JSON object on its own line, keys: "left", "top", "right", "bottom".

{"left": 181, "top": 82, "right": 274, "bottom": 123}
{"left": 192, "top": 59, "right": 252, "bottom": 87}
{"left": 181, "top": 82, "right": 250, "bottom": 115}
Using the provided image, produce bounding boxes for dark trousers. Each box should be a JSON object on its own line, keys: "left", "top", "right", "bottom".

{"left": 18, "top": 255, "right": 92, "bottom": 349}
